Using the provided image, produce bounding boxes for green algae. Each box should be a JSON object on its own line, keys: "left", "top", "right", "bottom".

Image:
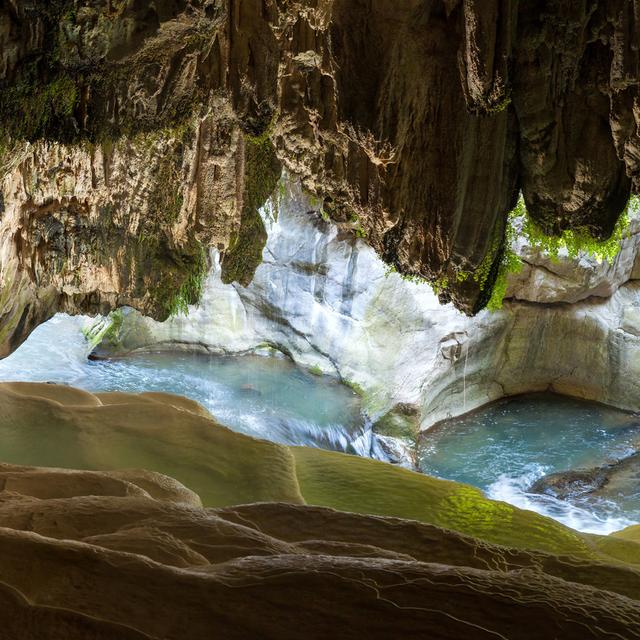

{"left": 1, "top": 382, "right": 638, "bottom": 568}
{"left": 480, "top": 193, "right": 636, "bottom": 311}
{"left": 221, "top": 133, "right": 282, "bottom": 287}
{"left": 291, "top": 447, "right": 592, "bottom": 559}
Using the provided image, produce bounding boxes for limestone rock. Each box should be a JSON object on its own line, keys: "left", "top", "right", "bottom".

{"left": 530, "top": 467, "right": 613, "bottom": 501}
{"left": 508, "top": 213, "right": 640, "bottom": 304}
{"left": 0, "top": 385, "right": 638, "bottom": 637}
{"left": 1, "top": 0, "right": 640, "bottom": 354}
{"left": 91, "top": 181, "right": 640, "bottom": 429}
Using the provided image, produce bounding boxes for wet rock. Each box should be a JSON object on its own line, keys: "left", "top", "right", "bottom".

{"left": 1, "top": 0, "right": 640, "bottom": 357}
{"left": 373, "top": 404, "right": 420, "bottom": 441}
{"left": 530, "top": 453, "right": 640, "bottom": 503}
{"left": 0, "top": 384, "right": 639, "bottom": 637}
{"left": 87, "top": 181, "right": 640, "bottom": 429}
{"left": 530, "top": 468, "right": 612, "bottom": 501}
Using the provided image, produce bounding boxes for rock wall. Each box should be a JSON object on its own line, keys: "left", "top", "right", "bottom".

{"left": 1, "top": 0, "right": 640, "bottom": 355}
{"left": 98, "top": 179, "right": 640, "bottom": 432}
{"left": 0, "top": 0, "right": 275, "bottom": 355}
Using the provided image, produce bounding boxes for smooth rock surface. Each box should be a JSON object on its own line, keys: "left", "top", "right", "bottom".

{"left": 0, "top": 381, "right": 623, "bottom": 559}
{"left": 0, "top": 384, "right": 638, "bottom": 638}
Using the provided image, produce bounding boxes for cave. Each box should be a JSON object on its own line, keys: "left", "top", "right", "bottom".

{"left": 0, "top": 1, "right": 640, "bottom": 638}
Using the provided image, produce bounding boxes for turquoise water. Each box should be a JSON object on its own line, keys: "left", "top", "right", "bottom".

{"left": 0, "top": 315, "right": 371, "bottom": 454}
{"left": 4, "top": 316, "right": 640, "bottom": 533}
{"left": 419, "top": 393, "right": 640, "bottom": 534}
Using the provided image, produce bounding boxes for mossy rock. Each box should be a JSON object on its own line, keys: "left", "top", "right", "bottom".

{"left": 373, "top": 403, "right": 420, "bottom": 440}
{"left": 0, "top": 382, "right": 637, "bottom": 567}
{"left": 220, "top": 134, "right": 281, "bottom": 287}
{"left": 291, "top": 447, "right": 593, "bottom": 559}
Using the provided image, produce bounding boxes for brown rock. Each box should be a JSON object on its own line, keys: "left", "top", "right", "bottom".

{"left": 0, "top": 384, "right": 636, "bottom": 637}
{"left": 0, "top": 462, "right": 634, "bottom": 638}
{"left": 0, "top": 1, "right": 638, "bottom": 353}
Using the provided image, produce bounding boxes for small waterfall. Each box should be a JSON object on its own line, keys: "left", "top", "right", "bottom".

{"left": 487, "top": 465, "right": 635, "bottom": 535}
{"left": 462, "top": 335, "right": 470, "bottom": 412}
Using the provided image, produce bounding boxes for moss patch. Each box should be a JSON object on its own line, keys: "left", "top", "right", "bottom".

{"left": 521, "top": 194, "right": 634, "bottom": 263}
{"left": 373, "top": 404, "right": 420, "bottom": 440}
{"left": 3, "top": 383, "right": 640, "bottom": 567}
{"left": 152, "top": 240, "right": 209, "bottom": 318}
{"left": 0, "top": 2, "right": 210, "bottom": 145}
{"left": 221, "top": 133, "right": 282, "bottom": 287}
{"left": 82, "top": 309, "right": 124, "bottom": 349}
{"left": 0, "top": 383, "right": 304, "bottom": 508}
{"left": 342, "top": 379, "right": 366, "bottom": 397}
{"left": 477, "top": 193, "right": 635, "bottom": 312}
{"left": 291, "top": 447, "right": 593, "bottom": 559}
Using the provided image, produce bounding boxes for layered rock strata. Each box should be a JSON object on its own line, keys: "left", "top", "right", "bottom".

{"left": 0, "top": 382, "right": 640, "bottom": 638}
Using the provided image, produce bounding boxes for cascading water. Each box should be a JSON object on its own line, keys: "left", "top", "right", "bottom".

{"left": 0, "top": 314, "right": 379, "bottom": 457}
{"left": 485, "top": 464, "right": 635, "bottom": 535}
{"left": 3, "top": 316, "right": 640, "bottom": 535}
{"left": 419, "top": 393, "right": 640, "bottom": 534}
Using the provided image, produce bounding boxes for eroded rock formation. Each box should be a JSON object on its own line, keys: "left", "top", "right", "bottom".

{"left": 0, "top": 382, "right": 639, "bottom": 638}
{"left": 0, "top": 0, "right": 279, "bottom": 355}
{"left": 1, "top": 1, "right": 639, "bottom": 353}
{"left": 93, "top": 181, "right": 640, "bottom": 441}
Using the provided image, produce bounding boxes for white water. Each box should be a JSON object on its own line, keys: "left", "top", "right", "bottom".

{"left": 420, "top": 394, "right": 640, "bottom": 534}
{"left": 0, "top": 315, "right": 376, "bottom": 456}
{"left": 3, "top": 316, "right": 640, "bottom": 534}
{"left": 486, "top": 464, "right": 635, "bottom": 535}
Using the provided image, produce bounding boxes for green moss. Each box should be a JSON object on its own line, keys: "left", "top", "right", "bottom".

{"left": 162, "top": 242, "right": 209, "bottom": 318}
{"left": 104, "top": 309, "right": 124, "bottom": 345}
{"left": 0, "top": 3, "right": 208, "bottom": 146}
{"left": 373, "top": 407, "right": 420, "bottom": 441}
{"left": 82, "top": 309, "right": 125, "bottom": 349}
{"left": 291, "top": 447, "right": 594, "bottom": 559}
{"left": 383, "top": 262, "right": 430, "bottom": 286}
{"left": 487, "top": 92, "right": 512, "bottom": 115}
{"left": 347, "top": 211, "right": 367, "bottom": 238}
{"left": 430, "top": 275, "right": 449, "bottom": 293}
{"left": 146, "top": 137, "right": 188, "bottom": 225}
{"left": 308, "top": 193, "right": 322, "bottom": 208}
{"left": 342, "top": 379, "right": 365, "bottom": 396}
{"left": 220, "top": 134, "right": 282, "bottom": 287}
{"left": 309, "top": 365, "right": 323, "bottom": 377}
{"left": 520, "top": 194, "right": 633, "bottom": 264}
{"left": 8, "top": 383, "right": 640, "bottom": 567}
{"left": 479, "top": 193, "right": 634, "bottom": 312}
{"left": 586, "top": 532, "right": 640, "bottom": 567}
{"left": 0, "top": 66, "right": 80, "bottom": 142}
{"left": 485, "top": 246, "right": 522, "bottom": 312}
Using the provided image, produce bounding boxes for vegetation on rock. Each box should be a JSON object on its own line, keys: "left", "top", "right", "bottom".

{"left": 480, "top": 194, "right": 637, "bottom": 311}
{"left": 221, "top": 132, "right": 282, "bottom": 287}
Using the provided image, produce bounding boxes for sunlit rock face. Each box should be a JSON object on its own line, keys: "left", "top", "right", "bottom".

{"left": 99, "top": 180, "right": 640, "bottom": 430}
{"left": 93, "top": 181, "right": 492, "bottom": 425}
{"left": 1, "top": 0, "right": 639, "bottom": 356}
{"left": 0, "top": 120, "right": 246, "bottom": 357}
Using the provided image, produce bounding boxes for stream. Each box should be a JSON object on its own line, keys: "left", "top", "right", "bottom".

{"left": 0, "top": 315, "right": 373, "bottom": 455}
{"left": 419, "top": 393, "right": 640, "bottom": 534}
{"left": 2, "top": 315, "right": 639, "bottom": 534}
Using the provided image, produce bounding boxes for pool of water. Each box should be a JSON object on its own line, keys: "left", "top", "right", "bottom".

{"left": 419, "top": 393, "right": 640, "bottom": 534}
{"left": 4, "top": 316, "right": 640, "bottom": 534}
{"left": 0, "top": 315, "right": 371, "bottom": 454}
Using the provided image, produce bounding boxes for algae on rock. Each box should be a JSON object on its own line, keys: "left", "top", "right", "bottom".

{"left": 221, "top": 134, "right": 282, "bottom": 287}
